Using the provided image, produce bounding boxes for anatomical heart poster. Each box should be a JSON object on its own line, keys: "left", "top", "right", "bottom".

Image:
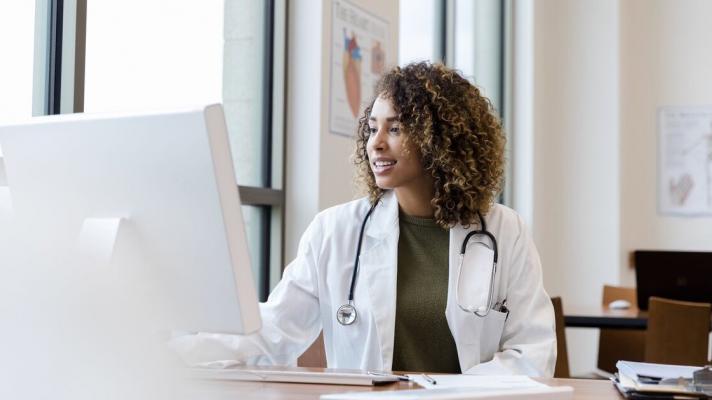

{"left": 658, "top": 107, "right": 712, "bottom": 216}
{"left": 330, "top": 0, "right": 389, "bottom": 137}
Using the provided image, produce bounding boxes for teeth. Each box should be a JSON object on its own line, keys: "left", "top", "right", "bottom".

{"left": 375, "top": 161, "right": 396, "bottom": 167}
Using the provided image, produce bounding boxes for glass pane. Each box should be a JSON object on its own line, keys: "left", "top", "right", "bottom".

{"left": 0, "top": 2, "right": 36, "bottom": 122}
{"left": 223, "top": 0, "right": 267, "bottom": 187}
{"left": 84, "top": 0, "right": 268, "bottom": 188}
{"left": 453, "top": 0, "right": 503, "bottom": 111}
{"left": 83, "top": 0, "right": 224, "bottom": 113}
{"left": 399, "top": 0, "right": 440, "bottom": 65}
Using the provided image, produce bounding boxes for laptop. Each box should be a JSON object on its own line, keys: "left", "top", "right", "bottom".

{"left": 634, "top": 250, "right": 712, "bottom": 310}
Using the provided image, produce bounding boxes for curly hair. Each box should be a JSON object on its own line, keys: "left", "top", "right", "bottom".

{"left": 354, "top": 62, "right": 506, "bottom": 228}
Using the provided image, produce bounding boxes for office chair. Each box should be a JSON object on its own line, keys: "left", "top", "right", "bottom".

{"left": 551, "top": 296, "right": 571, "bottom": 378}
{"left": 645, "top": 296, "right": 710, "bottom": 366}
{"left": 597, "top": 285, "right": 646, "bottom": 373}
{"left": 298, "top": 332, "right": 327, "bottom": 368}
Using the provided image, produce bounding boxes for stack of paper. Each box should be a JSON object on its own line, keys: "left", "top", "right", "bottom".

{"left": 615, "top": 361, "right": 708, "bottom": 398}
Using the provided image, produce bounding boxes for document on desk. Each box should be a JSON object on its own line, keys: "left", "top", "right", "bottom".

{"left": 615, "top": 360, "right": 705, "bottom": 397}
{"left": 406, "top": 374, "right": 547, "bottom": 390}
{"left": 320, "top": 386, "right": 574, "bottom": 400}
{"left": 321, "top": 375, "right": 573, "bottom": 400}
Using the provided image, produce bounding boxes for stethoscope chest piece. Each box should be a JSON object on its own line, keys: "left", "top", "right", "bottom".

{"left": 337, "top": 303, "right": 357, "bottom": 325}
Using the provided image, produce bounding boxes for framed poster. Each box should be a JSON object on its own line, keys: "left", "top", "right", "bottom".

{"left": 658, "top": 107, "right": 712, "bottom": 216}
{"left": 330, "top": 0, "right": 389, "bottom": 137}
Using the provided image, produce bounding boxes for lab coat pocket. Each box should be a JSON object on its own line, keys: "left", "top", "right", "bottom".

{"left": 479, "top": 310, "right": 507, "bottom": 361}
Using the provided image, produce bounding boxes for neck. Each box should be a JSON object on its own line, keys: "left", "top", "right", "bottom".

{"left": 394, "top": 182, "right": 435, "bottom": 218}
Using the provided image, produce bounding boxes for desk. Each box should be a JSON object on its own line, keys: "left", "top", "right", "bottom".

{"left": 564, "top": 305, "right": 647, "bottom": 329}
{"left": 192, "top": 368, "right": 620, "bottom": 400}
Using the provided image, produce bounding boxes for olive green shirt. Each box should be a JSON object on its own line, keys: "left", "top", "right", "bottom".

{"left": 391, "top": 211, "right": 461, "bottom": 373}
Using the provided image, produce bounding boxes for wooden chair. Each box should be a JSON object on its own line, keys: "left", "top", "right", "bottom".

{"left": 298, "top": 332, "right": 327, "bottom": 367}
{"left": 645, "top": 296, "right": 711, "bottom": 366}
{"left": 551, "top": 297, "right": 570, "bottom": 378}
{"left": 597, "top": 285, "right": 646, "bottom": 373}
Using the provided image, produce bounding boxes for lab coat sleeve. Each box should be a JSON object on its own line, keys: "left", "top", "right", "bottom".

{"left": 170, "top": 216, "right": 325, "bottom": 366}
{"left": 463, "top": 214, "right": 556, "bottom": 377}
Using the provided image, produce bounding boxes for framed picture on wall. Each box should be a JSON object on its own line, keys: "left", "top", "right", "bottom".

{"left": 329, "top": 0, "right": 389, "bottom": 137}
{"left": 658, "top": 106, "right": 712, "bottom": 216}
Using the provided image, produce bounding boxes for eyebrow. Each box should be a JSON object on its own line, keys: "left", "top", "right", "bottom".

{"left": 368, "top": 116, "right": 399, "bottom": 122}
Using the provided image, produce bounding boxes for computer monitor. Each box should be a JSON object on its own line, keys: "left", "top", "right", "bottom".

{"left": 634, "top": 250, "right": 712, "bottom": 310}
{"left": 0, "top": 104, "right": 261, "bottom": 334}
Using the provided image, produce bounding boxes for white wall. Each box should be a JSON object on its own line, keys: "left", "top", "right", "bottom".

{"left": 532, "top": 0, "right": 620, "bottom": 375}
{"left": 619, "top": 0, "right": 712, "bottom": 285}
{"left": 285, "top": 0, "right": 399, "bottom": 261}
{"left": 531, "top": 0, "right": 712, "bottom": 375}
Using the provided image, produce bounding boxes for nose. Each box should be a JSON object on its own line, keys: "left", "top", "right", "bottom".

{"left": 368, "top": 126, "right": 387, "bottom": 152}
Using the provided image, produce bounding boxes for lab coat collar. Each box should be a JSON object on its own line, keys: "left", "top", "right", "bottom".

{"left": 363, "top": 190, "right": 398, "bottom": 240}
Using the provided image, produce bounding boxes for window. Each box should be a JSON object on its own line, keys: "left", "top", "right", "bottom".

{"left": 42, "top": 0, "right": 286, "bottom": 301}
{"left": 399, "top": 0, "right": 507, "bottom": 202}
{"left": 0, "top": 2, "right": 37, "bottom": 122}
{"left": 449, "top": 0, "right": 503, "bottom": 113}
{"left": 398, "top": 0, "right": 444, "bottom": 65}
{"left": 399, "top": 0, "right": 503, "bottom": 114}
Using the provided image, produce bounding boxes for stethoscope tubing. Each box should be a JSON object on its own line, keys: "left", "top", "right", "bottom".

{"left": 347, "top": 200, "right": 379, "bottom": 304}
{"left": 456, "top": 211, "right": 498, "bottom": 317}
{"left": 339, "top": 202, "right": 499, "bottom": 325}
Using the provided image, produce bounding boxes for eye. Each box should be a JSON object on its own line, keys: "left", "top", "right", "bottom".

{"left": 389, "top": 125, "right": 400, "bottom": 134}
{"left": 368, "top": 127, "right": 377, "bottom": 135}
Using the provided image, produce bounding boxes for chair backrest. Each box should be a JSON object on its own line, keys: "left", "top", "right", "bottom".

{"left": 645, "top": 296, "right": 710, "bottom": 366}
{"left": 598, "top": 285, "right": 645, "bottom": 373}
{"left": 602, "top": 285, "right": 638, "bottom": 307}
{"left": 551, "top": 297, "right": 570, "bottom": 378}
{"left": 298, "top": 332, "right": 327, "bottom": 368}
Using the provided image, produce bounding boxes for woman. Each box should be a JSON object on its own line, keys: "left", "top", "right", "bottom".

{"left": 175, "top": 62, "right": 556, "bottom": 376}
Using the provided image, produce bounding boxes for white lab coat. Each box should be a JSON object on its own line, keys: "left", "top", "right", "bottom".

{"left": 174, "top": 190, "right": 556, "bottom": 376}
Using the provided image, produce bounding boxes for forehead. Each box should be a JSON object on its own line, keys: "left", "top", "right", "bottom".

{"left": 369, "top": 95, "right": 397, "bottom": 121}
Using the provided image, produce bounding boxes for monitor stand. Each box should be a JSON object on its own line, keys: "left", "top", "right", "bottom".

{"left": 78, "top": 217, "right": 125, "bottom": 266}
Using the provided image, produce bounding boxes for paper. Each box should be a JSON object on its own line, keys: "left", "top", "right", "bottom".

{"left": 617, "top": 361, "right": 700, "bottom": 380}
{"left": 616, "top": 361, "right": 703, "bottom": 396}
{"left": 658, "top": 107, "right": 712, "bottom": 216}
{"left": 406, "top": 374, "right": 547, "bottom": 390}
{"left": 321, "top": 386, "right": 573, "bottom": 400}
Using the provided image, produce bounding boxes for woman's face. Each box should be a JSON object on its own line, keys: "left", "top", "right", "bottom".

{"left": 366, "top": 95, "right": 429, "bottom": 192}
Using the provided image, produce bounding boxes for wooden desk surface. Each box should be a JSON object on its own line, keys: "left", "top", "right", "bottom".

{"left": 190, "top": 370, "right": 621, "bottom": 400}
{"left": 564, "top": 304, "right": 647, "bottom": 329}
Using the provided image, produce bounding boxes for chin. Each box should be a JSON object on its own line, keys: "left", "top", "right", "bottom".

{"left": 374, "top": 179, "right": 395, "bottom": 190}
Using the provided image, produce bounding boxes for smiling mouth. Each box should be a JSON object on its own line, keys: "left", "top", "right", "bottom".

{"left": 372, "top": 160, "right": 397, "bottom": 174}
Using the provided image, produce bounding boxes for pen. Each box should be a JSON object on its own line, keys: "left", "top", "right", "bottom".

{"left": 422, "top": 374, "right": 437, "bottom": 385}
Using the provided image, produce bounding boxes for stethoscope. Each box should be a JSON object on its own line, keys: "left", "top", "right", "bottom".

{"left": 336, "top": 201, "right": 499, "bottom": 326}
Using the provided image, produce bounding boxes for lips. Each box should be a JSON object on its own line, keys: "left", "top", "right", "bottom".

{"left": 371, "top": 158, "right": 397, "bottom": 175}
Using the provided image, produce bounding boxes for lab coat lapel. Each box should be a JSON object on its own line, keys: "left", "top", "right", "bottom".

{"left": 446, "top": 224, "right": 481, "bottom": 371}
{"left": 359, "top": 191, "right": 399, "bottom": 370}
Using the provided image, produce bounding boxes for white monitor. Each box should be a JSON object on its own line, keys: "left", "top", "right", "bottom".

{"left": 0, "top": 104, "right": 261, "bottom": 335}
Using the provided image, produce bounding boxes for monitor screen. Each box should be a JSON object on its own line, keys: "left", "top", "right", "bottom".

{"left": 634, "top": 250, "right": 712, "bottom": 310}
{"left": 0, "top": 104, "right": 261, "bottom": 335}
